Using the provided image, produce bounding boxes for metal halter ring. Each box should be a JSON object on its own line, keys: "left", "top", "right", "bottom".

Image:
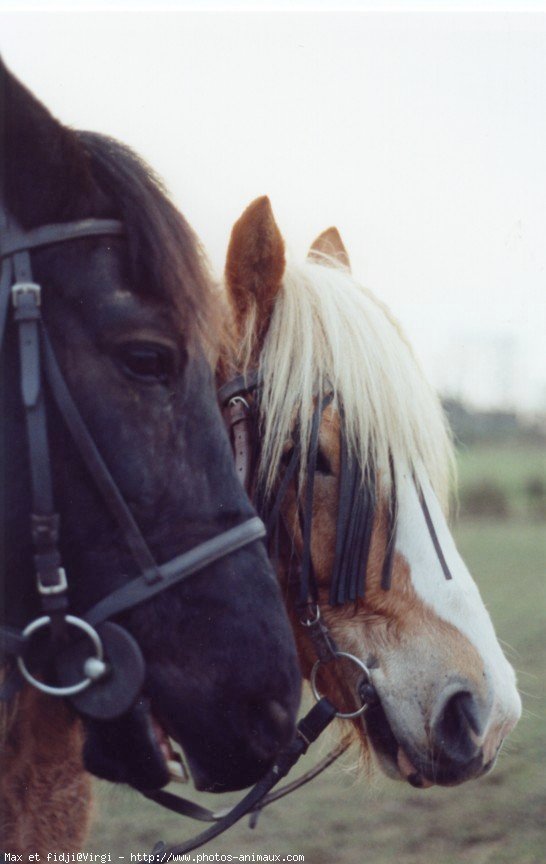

{"left": 310, "top": 651, "right": 372, "bottom": 719}
{"left": 17, "top": 615, "right": 105, "bottom": 697}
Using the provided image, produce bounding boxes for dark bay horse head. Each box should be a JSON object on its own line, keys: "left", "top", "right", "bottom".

{"left": 0, "top": 63, "right": 300, "bottom": 793}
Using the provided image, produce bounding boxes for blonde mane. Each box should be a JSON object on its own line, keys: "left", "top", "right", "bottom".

{"left": 243, "top": 256, "right": 454, "bottom": 509}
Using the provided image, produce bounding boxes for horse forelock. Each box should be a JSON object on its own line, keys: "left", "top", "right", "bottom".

{"left": 246, "top": 256, "right": 454, "bottom": 511}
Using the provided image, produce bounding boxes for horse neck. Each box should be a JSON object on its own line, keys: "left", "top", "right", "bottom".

{"left": 0, "top": 675, "right": 92, "bottom": 855}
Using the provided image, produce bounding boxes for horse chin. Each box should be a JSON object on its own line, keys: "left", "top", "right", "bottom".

{"left": 360, "top": 697, "right": 435, "bottom": 789}
{"left": 82, "top": 698, "right": 175, "bottom": 791}
{"left": 185, "top": 753, "right": 275, "bottom": 794}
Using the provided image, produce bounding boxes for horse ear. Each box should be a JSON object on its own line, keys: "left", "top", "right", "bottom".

{"left": 225, "top": 196, "right": 285, "bottom": 353}
{"left": 1, "top": 59, "right": 93, "bottom": 227}
{"left": 307, "top": 226, "right": 351, "bottom": 270}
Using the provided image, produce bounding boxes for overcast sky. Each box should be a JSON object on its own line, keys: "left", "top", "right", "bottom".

{"left": 1, "top": 5, "right": 545, "bottom": 410}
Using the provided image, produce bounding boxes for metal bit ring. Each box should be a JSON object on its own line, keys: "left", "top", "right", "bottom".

{"left": 310, "top": 650, "right": 372, "bottom": 719}
{"left": 17, "top": 614, "right": 104, "bottom": 697}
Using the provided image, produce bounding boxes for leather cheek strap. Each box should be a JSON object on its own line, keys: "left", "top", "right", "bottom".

{"left": 223, "top": 399, "right": 253, "bottom": 495}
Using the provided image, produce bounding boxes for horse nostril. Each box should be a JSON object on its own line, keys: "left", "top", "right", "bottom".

{"left": 433, "top": 689, "right": 484, "bottom": 764}
{"left": 246, "top": 698, "right": 295, "bottom": 761}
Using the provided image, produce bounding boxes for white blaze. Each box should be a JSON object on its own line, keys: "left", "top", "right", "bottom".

{"left": 394, "top": 468, "right": 522, "bottom": 736}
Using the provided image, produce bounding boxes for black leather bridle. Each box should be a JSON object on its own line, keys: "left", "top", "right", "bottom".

{"left": 0, "top": 203, "right": 267, "bottom": 720}
{"left": 221, "top": 374, "right": 380, "bottom": 717}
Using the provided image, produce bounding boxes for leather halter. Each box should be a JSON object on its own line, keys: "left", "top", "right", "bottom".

{"left": 0, "top": 204, "right": 267, "bottom": 718}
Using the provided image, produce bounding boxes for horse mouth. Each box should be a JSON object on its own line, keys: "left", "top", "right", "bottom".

{"left": 83, "top": 697, "right": 189, "bottom": 791}
{"left": 150, "top": 714, "right": 190, "bottom": 784}
{"left": 361, "top": 695, "right": 435, "bottom": 789}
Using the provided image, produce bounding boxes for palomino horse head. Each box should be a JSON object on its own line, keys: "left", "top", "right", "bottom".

{"left": 221, "top": 196, "right": 521, "bottom": 788}
{"left": 1, "top": 65, "right": 300, "bottom": 795}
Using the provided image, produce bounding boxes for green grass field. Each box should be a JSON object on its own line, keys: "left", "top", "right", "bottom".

{"left": 88, "top": 520, "right": 544, "bottom": 864}
{"left": 87, "top": 447, "right": 545, "bottom": 864}
{"left": 455, "top": 442, "right": 546, "bottom": 519}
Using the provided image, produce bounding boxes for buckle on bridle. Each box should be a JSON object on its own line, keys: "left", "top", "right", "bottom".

{"left": 228, "top": 395, "right": 250, "bottom": 410}
{"left": 299, "top": 603, "right": 320, "bottom": 627}
{"left": 11, "top": 282, "right": 42, "bottom": 307}
{"left": 37, "top": 566, "right": 68, "bottom": 596}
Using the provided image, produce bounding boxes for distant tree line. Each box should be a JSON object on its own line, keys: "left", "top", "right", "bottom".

{"left": 443, "top": 398, "right": 546, "bottom": 520}
{"left": 442, "top": 398, "right": 546, "bottom": 447}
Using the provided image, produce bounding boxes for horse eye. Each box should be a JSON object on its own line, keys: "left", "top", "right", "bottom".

{"left": 118, "top": 343, "right": 174, "bottom": 384}
{"left": 315, "top": 448, "right": 332, "bottom": 475}
{"left": 280, "top": 447, "right": 295, "bottom": 467}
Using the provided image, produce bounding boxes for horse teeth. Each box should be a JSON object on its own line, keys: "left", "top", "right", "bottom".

{"left": 168, "top": 758, "right": 189, "bottom": 783}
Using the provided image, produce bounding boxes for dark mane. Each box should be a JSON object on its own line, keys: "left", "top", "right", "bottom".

{"left": 78, "top": 131, "right": 218, "bottom": 346}
{"left": 2, "top": 65, "right": 216, "bottom": 345}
